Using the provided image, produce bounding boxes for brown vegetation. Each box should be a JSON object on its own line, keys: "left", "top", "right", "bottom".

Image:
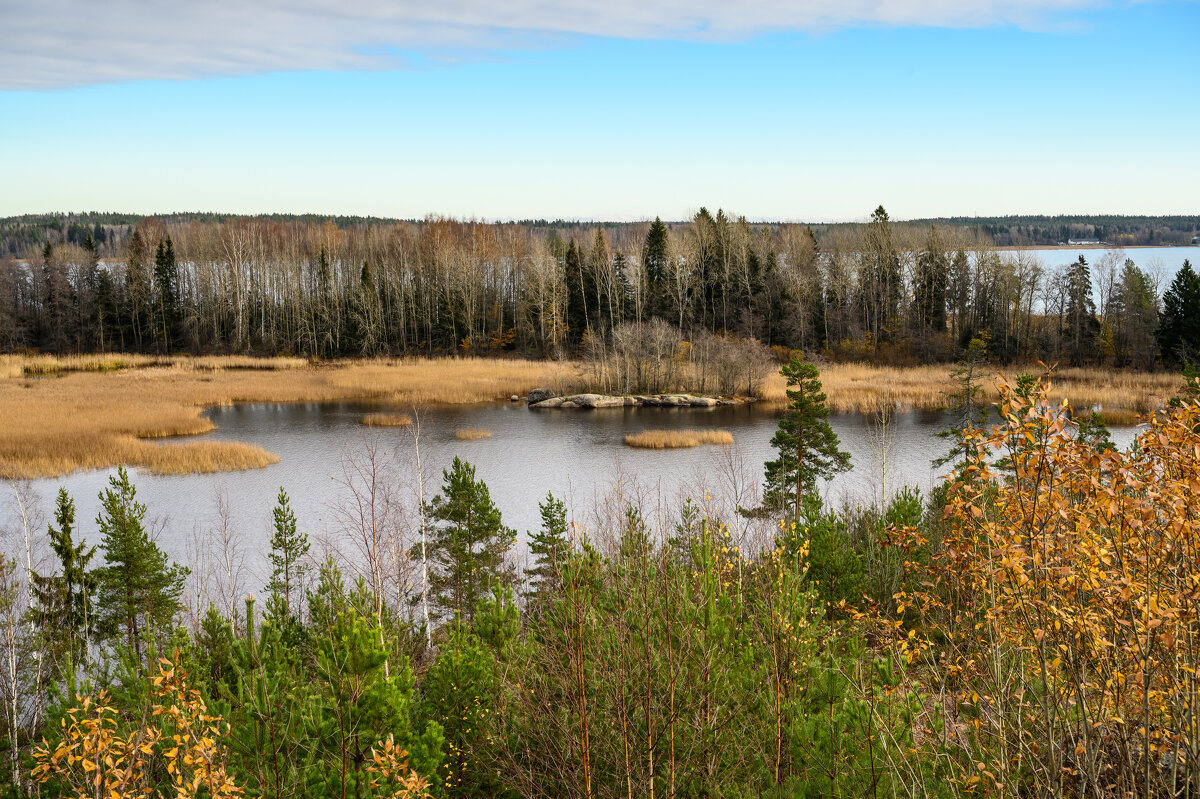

{"left": 362, "top": 412, "right": 414, "bottom": 427}
{"left": 0, "top": 352, "right": 1170, "bottom": 478}
{"left": 762, "top": 362, "right": 1177, "bottom": 422}
{"left": 455, "top": 428, "right": 493, "bottom": 440}
{"left": 624, "top": 429, "right": 734, "bottom": 449}
{"left": 0, "top": 355, "right": 579, "bottom": 478}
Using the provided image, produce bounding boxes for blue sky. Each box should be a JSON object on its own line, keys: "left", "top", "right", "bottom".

{"left": 1, "top": 0, "right": 1196, "bottom": 221}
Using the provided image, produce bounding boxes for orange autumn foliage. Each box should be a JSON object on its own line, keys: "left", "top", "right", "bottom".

{"left": 898, "top": 377, "right": 1200, "bottom": 797}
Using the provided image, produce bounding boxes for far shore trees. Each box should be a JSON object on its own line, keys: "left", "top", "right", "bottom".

{"left": 4, "top": 210, "right": 1197, "bottom": 370}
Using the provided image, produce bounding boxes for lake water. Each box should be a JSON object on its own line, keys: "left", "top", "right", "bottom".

{"left": 0, "top": 400, "right": 1141, "bottom": 595}
{"left": 1009, "top": 246, "right": 1197, "bottom": 289}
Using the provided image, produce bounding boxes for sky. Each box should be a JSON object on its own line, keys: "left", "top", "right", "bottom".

{"left": 0, "top": 0, "right": 1196, "bottom": 221}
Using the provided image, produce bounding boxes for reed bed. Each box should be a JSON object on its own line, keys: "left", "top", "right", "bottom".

{"left": 625, "top": 429, "right": 734, "bottom": 449}
{"left": 361, "top": 412, "right": 413, "bottom": 427}
{"left": 762, "top": 362, "right": 1179, "bottom": 423}
{"left": 0, "top": 355, "right": 580, "bottom": 478}
{"left": 455, "top": 428, "right": 493, "bottom": 440}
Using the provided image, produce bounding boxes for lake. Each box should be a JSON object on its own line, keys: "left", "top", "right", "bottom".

{"left": 0, "top": 399, "right": 1142, "bottom": 595}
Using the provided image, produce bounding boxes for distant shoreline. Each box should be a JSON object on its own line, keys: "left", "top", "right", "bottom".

{"left": 995, "top": 244, "right": 1198, "bottom": 251}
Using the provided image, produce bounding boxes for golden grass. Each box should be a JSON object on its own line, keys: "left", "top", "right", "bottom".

{"left": 761, "top": 362, "right": 1179, "bottom": 424}
{"left": 362, "top": 412, "right": 413, "bottom": 427}
{"left": 624, "top": 429, "right": 734, "bottom": 449}
{"left": 455, "top": 428, "right": 493, "bottom": 440}
{"left": 0, "top": 355, "right": 582, "bottom": 478}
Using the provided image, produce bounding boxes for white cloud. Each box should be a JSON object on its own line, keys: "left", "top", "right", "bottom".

{"left": 1, "top": 0, "right": 1115, "bottom": 89}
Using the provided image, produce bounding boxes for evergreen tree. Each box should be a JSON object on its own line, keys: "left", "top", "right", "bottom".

{"left": 266, "top": 487, "right": 309, "bottom": 620}
{"left": 153, "top": 235, "right": 178, "bottom": 352}
{"left": 642, "top": 217, "right": 670, "bottom": 321}
{"left": 30, "top": 488, "right": 97, "bottom": 669}
{"left": 93, "top": 467, "right": 188, "bottom": 657}
{"left": 1063, "top": 255, "right": 1099, "bottom": 365}
{"left": 425, "top": 457, "right": 516, "bottom": 625}
{"left": 936, "top": 336, "right": 991, "bottom": 469}
{"left": 913, "top": 225, "right": 949, "bottom": 339}
{"left": 762, "top": 357, "right": 851, "bottom": 517}
{"left": 1159, "top": 259, "right": 1200, "bottom": 364}
{"left": 525, "top": 492, "right": 569, "bottom": 602}
{"left": 1110, "top": 259, "right": 1158, "bottom": 367}
{"left": 563, "top": 239, "right": 592, "bottom": 347}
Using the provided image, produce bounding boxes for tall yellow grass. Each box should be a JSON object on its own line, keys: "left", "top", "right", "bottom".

{"left": 0, "top": 353, "right": 1173, "bottom": 478}
{"left": 455, "top": 428, "right": 493, "bottom": 440}
{"left": 762, "top": 362, "right": 1178, "bottom": 423}
{"left": 625, "top": 429, "right": 734, "bottom": 449}
{"left": 0, "top": 355, "right": 581, "bottom": 478}
{"left": 362, "top": 412, "right": 413, "bottom": 427}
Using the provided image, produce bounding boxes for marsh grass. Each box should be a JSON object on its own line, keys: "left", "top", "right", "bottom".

{"left": 762, "top": 362, "right": 1179, "bottom": 423}
{"left": 455, "top": 428, "right": 493, "bottom": 440}
{"left": 0, "top": 355, "right": 580, "bottom": 478}
{"left": 0, "top": 353, "right": 1172, "bottom": 478}
{"left": 362, "top": 412, "right": 414, "bottom": 427}
{"left": 625, "top": 429, "right": 734, "bottom": 449}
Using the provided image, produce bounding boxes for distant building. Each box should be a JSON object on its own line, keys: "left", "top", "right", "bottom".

{"left": 1067, "top": 238, "right": 1102, "bottom": 246}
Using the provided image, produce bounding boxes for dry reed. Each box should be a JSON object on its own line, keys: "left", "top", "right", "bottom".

{"left": 761, "top": 362, "right": 1178, "bottom": 424}
{"left": 624, "top": 429, "right": 734, "bottom": 449}
{"left": 362, "top": 412, "right": 413, "bottom": 427}
{"left": 455, "top": 428, "right": 493, "bottom": 440}
{"left": 0, "top": 355, "right": 581, "bottom": 478}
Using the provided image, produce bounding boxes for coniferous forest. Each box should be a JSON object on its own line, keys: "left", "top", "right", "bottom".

{"left": 2, "top": 359, "right": 1200, "bottom": 798}
{"left": 2, "top": 208, "right": 1200, "bottom": 367}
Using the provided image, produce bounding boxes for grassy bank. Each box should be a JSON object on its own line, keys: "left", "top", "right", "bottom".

{"left": 764, "top": 362, "right": 1178, "bottom": 423}
{"left": 0, "top": 354, "right": 1173, "bottom": 478}
{"left": 0, "top": 355, "right": 579, "bottom": 478}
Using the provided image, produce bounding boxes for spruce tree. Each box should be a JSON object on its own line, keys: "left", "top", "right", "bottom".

{"left": 31, "top": 488, "right": 97, "bottom": 668}
{"left": 266, "top": 487, "right": 309, "bottom": 620}
{"left": 762, "top": 357, "right": 851, "bottom": 518}
{"left": 642, "top": 217, "right": 670, "bottom": 320}
{"left": 1063, "top": 255, "right": 1100, "bottom": 366}
{"left": 524, "top": 492, "right": 569, "bottom": 602}
{"left": 153, "top": 235, "right": 178, "bottom": 352}
{"left": 93, "top": 467, "right": 187, "bottom": 657}
{"left": 425, "top": 457, "right": 515, "bottom": 625}
{"left": 1159, "top": 259, "right": 1200, "bottom": 364}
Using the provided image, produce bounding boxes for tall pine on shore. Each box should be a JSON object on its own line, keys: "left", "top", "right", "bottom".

{"left": 762, "top": 356, "right": 851, "bottom": 518}
{"left": 93, "top": 467, "right": 187, "bottom": 658}
{"left": 525, "top": 492, "right": 569, "bottom": 603}
{"left": 425, "top": 457, "right": 515, "bottom": 626}
{"left": 265, "top": 487, "right": 309, "bottom": 621}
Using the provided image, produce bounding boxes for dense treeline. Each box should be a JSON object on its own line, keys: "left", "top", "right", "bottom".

{"left": 4, "top": 362, "right": 1200, "bottom": 797}
{"left": 2, "top": 208, "right": 1199, "bottom": 366}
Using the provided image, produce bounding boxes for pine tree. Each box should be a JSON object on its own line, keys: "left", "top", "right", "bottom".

{"left": 93, "top": 467, "right": 188, "bottom": 657}
{"left": 525, "top": 492, "right": 569, "bottom": 602}
{"left": 1159, "top": 259, "right": 1200, "bottom": 364}
{"left": 425, "top": 457, "right": 515, "bottom": 625}
{"left": 266, "top": 487, "right": 309, "bottom": 620}
{"left": 762, "top": 357, "right": 851, "bottom": 518}
{"left": 936, "top": 336, "right": 991, "bottom": 469}
{"left": 30, "top": 489, "right": 97, "bottom": 669}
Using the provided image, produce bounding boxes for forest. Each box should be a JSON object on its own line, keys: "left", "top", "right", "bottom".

{"left": 1, "top": 359, "right": 1199, "bottom": 798}
{"left": 2, "top": 208, "right": 1199, "bottom": 368}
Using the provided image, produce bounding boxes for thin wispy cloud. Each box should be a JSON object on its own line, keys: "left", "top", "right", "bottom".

{"left": 2, "top": 0, "right": 1123, "bottom": 89}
